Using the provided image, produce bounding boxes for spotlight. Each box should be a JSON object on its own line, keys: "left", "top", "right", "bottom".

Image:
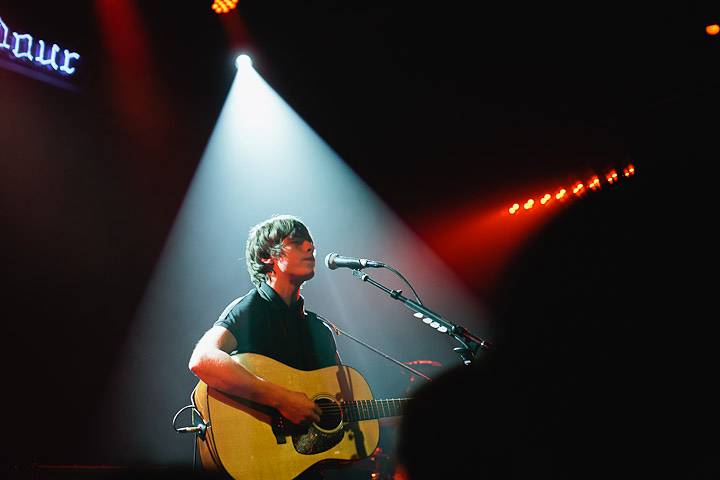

{"left": 707, "top": 24, "right": 720, "bottom": 35}
{"left": 235, "top": 54, "right": 253, "bottom": 69}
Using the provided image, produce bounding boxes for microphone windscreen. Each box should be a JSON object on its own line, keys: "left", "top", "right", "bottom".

{"left": 324, "top": 252, "right": 338, "bottom": 270}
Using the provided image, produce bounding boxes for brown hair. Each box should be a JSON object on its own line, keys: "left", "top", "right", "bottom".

{"left": 245, "top": 215, "right": 313, "bottom": 287}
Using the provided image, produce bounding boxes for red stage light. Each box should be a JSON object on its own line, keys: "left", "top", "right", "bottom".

{"left": 508, "top": 165, "right": 637, "bottom": 219}
{"left": 707, "top": 24, "right": 720, "bottom": 35}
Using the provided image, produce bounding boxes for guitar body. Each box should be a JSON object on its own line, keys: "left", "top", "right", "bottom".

{"left": 193, "top": 353, "right": 380, "bottom": 480}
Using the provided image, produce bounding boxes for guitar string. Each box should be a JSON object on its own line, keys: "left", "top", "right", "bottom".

{"left": 317, "top": 400, "right": 409, "bottom": 416}
{"left": 317, "top": 407, "right": 406, "bottom": 415}
{"left": 318, "top": 399, "right": 408, "bottom": 411}
{"left": 316, "top": 406, "right": 407, "bottom": 414}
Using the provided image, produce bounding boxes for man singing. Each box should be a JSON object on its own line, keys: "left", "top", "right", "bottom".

{"left": 189, "top": 214, "right": 339, "bottom": 478}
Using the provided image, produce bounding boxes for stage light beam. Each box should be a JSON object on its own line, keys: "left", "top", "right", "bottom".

{"left": 93, "top": 52, "right": 490, "bottom": 465}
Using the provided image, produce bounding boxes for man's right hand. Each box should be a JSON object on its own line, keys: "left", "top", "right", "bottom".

{"left": 277, "top": 390, "right": 322, "bottom": 425}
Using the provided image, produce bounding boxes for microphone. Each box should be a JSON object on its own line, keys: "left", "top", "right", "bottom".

{"left": 325, "top": 253, "right": 384, "bottom": 270}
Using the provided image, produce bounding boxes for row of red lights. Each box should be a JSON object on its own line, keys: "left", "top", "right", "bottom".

{"left": 211, "top": 0, "right": 238, "bottom": 14}
{"left": 508, "top": 164, "right": 635, "bottom": 215}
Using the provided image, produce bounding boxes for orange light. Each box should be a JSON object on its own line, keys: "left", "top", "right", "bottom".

{"left": 556, "top": 188, "right": 566, "bottom": 200}
{"left": 572, "top": 183, "right": 584, "bottom": 195}
{"left": 624, "top": 163, "right": 635, "bottom": 177}
{"left": 588, "top": 177, "right": 601, "bottom": 190}
{"left": 509, "top": 203, "right": 520, "bottom": 214}
{"left": 707, "top": 24, "right": 720, "bottom": 35}
{"left": 606, "top": 170, "right": 618, "bottom": 184}
{"left": 212, "top": 0, "right": 238, "bottom": 13}
{"left": 523, "top": 199, "right": 534, "bottom": 210}
{"left": 540, "top": 193, "right": 551, "bottom": 205}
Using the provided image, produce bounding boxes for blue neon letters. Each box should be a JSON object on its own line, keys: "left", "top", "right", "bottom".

{"left": 0, "top": 15, "right": 80, "bottom": 75}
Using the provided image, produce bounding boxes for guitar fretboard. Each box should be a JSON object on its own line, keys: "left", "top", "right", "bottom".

{"left": 341, "top": 398, "right": 409, "bottom": 422}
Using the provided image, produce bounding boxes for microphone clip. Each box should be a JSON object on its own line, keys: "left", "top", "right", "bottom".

{"left": 351, "top": 269, "right": 367, "bottom": 280}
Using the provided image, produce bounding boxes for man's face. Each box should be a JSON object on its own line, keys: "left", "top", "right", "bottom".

{"left": 272, "top": 236, "right": 316, "bottom": 282}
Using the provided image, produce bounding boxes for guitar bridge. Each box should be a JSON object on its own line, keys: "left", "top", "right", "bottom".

{"left": 271, "top": 412, "right": 287, "bottom": 444}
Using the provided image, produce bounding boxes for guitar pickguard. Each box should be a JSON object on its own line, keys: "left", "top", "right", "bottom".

{"left": 291, "top": 424, "right": 345, "bottom": 455}
{"left": 291, "top": 395, "right": 345, "bottom": 455}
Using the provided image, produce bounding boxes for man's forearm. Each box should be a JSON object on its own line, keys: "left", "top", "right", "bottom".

{"left": 189, "top": 350, "right": 289, "bottom": 409}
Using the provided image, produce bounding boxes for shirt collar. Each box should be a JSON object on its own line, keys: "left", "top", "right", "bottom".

{"left": 258, "top": 282, "right": 305, "bottom": 316}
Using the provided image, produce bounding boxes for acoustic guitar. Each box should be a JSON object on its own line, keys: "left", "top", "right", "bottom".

{"left": 192, "top": 353, "right": 410, "bottom": 479}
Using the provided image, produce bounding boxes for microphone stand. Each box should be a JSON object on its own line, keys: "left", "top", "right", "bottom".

{"left": 350, "top": 269, "right": 493, "bottom": 365}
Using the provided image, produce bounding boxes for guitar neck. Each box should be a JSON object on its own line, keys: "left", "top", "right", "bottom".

{"left": 342, "top": 398, "right": 409, "bottom": 422}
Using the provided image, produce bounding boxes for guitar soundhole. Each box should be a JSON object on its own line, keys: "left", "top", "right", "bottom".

{"left": 315, "top": 397, "right": 342, "bottom": 431}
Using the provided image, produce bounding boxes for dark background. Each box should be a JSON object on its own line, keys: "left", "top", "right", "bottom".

{"left": 1, "top": 1, "right": 717, "bottom": 477}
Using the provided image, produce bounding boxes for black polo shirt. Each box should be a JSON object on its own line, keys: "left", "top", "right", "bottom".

{"left": 214, "top": 283, "right": 339, "bottom": 371}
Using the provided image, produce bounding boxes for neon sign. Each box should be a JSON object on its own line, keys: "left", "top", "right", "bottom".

{"left": 0, "top": 15, "right": 80, "bottom": 75}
